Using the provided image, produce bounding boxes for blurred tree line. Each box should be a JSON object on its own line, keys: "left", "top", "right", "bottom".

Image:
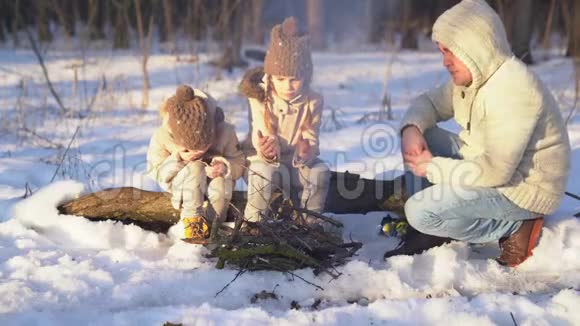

{"left": 0, "top": 0, "right": 578, "bottom": 63}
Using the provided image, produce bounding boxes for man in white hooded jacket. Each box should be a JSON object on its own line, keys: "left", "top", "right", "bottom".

{"left": 384, "top": 0, "right": 571, "bottom": 267}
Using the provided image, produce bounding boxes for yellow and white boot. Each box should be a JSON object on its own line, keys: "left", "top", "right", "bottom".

{"left": 182, "top": 215, "right": 210, "bottom": 244}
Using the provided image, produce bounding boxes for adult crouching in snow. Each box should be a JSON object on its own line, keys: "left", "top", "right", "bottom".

{"left": 384, "top": 0, "right": 571, "bottom": 267}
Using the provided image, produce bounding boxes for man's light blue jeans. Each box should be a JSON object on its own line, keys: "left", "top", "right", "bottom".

{"left": 404, "top": 127, "right": 536, "bottom": 243}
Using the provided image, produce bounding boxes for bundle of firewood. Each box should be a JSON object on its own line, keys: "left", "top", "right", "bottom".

{"left": 209, "top": 200, "right": 361, "bottom": 277}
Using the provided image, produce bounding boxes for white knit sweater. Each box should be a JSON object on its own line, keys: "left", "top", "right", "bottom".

{"left": 400, "top": 0, "right": 571, "bottom": 215}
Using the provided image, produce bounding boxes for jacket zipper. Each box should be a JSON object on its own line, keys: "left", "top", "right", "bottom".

{"left": 463, "top": 90, "right": 477, "bottom": 134}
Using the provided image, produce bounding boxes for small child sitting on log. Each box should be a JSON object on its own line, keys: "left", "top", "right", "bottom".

{"left": 239, "top": 17, "right": 330, "bottom": 225}
{"left": 147, "top": 85, "right": 244, "bottom": 243}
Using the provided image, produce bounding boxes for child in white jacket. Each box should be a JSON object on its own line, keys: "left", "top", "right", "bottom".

{"left": 239, "top": 17, "right": 330, "bottom": 224}
{"left": 147, "top": 85, "right": 244, "bottom": 243}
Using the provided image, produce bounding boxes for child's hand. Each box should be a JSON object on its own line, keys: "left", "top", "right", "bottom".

{"left": 257, "top": 130, "right": 279, "bottom": 160}
{"left": 207, "top": 162, "right": 227, "bottom": 178}
{"left": 178, "top": 144, "right": 210, "bottom": 162}
{"left": 296, "top": 134, "right": 315, "bottom": 162}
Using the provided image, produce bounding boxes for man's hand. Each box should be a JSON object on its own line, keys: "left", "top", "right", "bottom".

{"left": 207, "top": 162, "right": 227, "bottom": 178}
{"left": 401, "top": 125, "right": 428, "bottom": 157}
{"left": 404, "top": 149, "right": 433, "bottom": 177}
{"left": 257, "top": 130, "right": 279, "bottom": 160}
{"left": 401, "top": 125, "right": 433, "bottom": 177}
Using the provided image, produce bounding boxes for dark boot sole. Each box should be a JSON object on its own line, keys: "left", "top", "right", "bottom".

{"left": 182, "top": 238, "right": 209, "bottom": 245}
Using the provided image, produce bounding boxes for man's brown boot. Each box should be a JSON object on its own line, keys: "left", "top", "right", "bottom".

{"left": 496, "top": 217, "right": 544, "bottom": 267}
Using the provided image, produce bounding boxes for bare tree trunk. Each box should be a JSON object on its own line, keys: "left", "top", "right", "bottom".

{"left": 87, "top": 0, "right": 106, "bottom": 40}
{"left": 185, "top": 0, "right": 206, "bottom": 41}
{"left": 567, "top": 0, "right": 580, "bottom": 58}
{"left": 230, "top": 1, "right": 244, "bottom": 64}
{"left": 400, "top": 0, "right": 418, "bottom": 49}
{"left": 540, "top": 0, "right": 557, "bottom": 52}
{"left": 72, "top": 0, "right": 80, "bottom": 34}
{"left": 51, "top": 0, "right": 75, "bottom": 39}
{"left": 366, "top": 0, "right": 400, "bottom": 46}
{"left": 184, "top": 0, "right": 195, "bottom": 40}
{"left": 134, "top": 0, "right": 154, "bottom": 109}
{"left": 36, "top": 1, "right": 53, "bottom": 42}
{"left": 112, "top": 0, "right": 131, "bottom": 49}
{"left": 510, "top": 0, "right": 535, "bottom": 64}
{"left": 307, "top": 0, "right": 325, "bottom": 50}
{"left": 9, "top": 0, "right": 22, "bottom": 46}
{"left": 214, "top": 0, "right": 247, "bottom": 72}
{"left": 251, "top": 0, "right": 264, "bottom": 44}
{"left": 0, "top": 1, "right": 6, "bottom": 43}
{"left": 495, "top": 0, "right": 534, "bottom": 64}
{"left": 160, "top": 0, "right": 175, "bottom": 49}
{"left": 216, "top": 0, "right": 230, "bottom": 41}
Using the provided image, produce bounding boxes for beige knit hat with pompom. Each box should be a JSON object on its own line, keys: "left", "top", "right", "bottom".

{"left": 167, "top": 85, "right": 214, "bottom": 150}
{"left": 264, "top": 17, "right": 313, "bottom": 83}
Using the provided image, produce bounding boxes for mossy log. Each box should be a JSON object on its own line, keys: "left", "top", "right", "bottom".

{"left": 214, "top": 244, "right": 321, "bottom": 270}
{"left": 58, "top": 171, "right": 405, "bottom": 233}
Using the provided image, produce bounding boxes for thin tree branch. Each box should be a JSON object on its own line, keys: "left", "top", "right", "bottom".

{"left": 215, "top": 269, "right": 245, "bottom": 297}
{"left": 51, "top": 126, "right": 80, "bottom": 182}
{"left": 285, "top": 270, "right": 324, "bottom": 291}
{"left": 25, "top": 28, "right": 67, "bottom": 115}
{"left": 293, "top": 207, "right": 343, "bottom": 228}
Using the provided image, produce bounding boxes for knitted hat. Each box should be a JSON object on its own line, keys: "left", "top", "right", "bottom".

{"left": 167, "top": 85, "right": 215, "bottom": 150}
{"left": 432, "top": 0, "right": 512, "bottom": 88}
{"left": 264, "top": 17, "right": 313, "bottom": 83}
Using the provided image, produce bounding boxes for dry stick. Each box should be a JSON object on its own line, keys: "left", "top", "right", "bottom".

{"left": 293, "top": 207, "right": 343, "bottom": 228}
{"left": 25, "top": 28, "right": 67, "bottom": 115}
{"left": 0, "top": 66, "right": 28, "bottom": 77}
{"left": 19, "top": 126, "right": 63, "bottom": 149}
{"left": 288, "top": 166, "right": 343, "bottom": 228}
{"left": 325, "top": 243, "right": 362, "bottom": 268}
{"left": 245, "top": 165, "right": 288, "bottom": 218}
{"left": 510, "top": 312, "right": 519, "bottom": 326}
{"left": 267, "top": 222, "right": 341, "bottom": 278}
{"left": 257, "top": 219, "right": 293, "bottom": 251}
{"left": 85, "top": 75, "right": 105, "bottom": 113}
{"left": 215, "top": 269, "right": 245, "bottom": 297}
{"left": 381, "top": 47, "right": 400, "bottom": 121}
{"left": 227, "top": 201, "right": 245, "bottom": 241}
{"left": 285, "top": 270, "right": 324, "bottom": 291}
{"left": 51, "top": 126, "right": 80, "bottom": 182}
{"left": 290, "top": 230, "right": 314, "bottom": 252}
{"left": 227, "top": 166, "right": 350, "bottom": 276}
{"left": 250, "top": 164, "right": 340, "bottom": 232}
{"left": 134, "top": 0, "right": 154, "bottom": 109}
{"left": 565, "top": 191, "right": 580, "bottom": 201}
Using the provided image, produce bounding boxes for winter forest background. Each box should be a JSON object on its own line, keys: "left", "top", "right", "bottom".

{"left": 0, "top": 0, "right": 579, "bottom": 325}
{"left": 0, "top": 0, "right": 579, "bottom": 112}
{"left": 1, "top": 0, "right": 580, "bottom": 55}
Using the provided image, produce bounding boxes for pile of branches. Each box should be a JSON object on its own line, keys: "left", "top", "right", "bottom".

{"left": 209, "top": 200, "right": 362, "bottom": 278}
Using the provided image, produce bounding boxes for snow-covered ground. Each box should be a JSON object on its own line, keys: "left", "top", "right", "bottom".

{"left": 0, "top": 46, "right": 579, "bottom": 325}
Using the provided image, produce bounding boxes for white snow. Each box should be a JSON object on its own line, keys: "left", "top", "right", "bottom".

{"left": 0, "top": 46, "right": 579, "bottom": 325}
